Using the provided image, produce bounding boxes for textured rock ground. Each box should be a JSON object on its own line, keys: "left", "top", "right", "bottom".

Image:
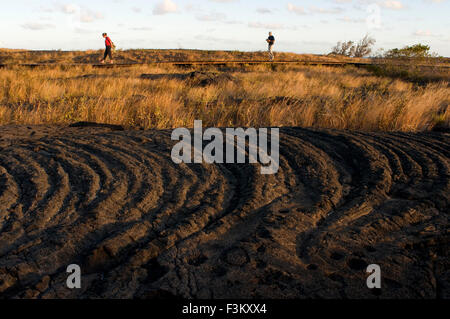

{"left": 0, "top": 125, "right": 448, "bottom": 299}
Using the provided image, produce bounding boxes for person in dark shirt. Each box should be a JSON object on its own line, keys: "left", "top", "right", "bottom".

{"left": 100, "top": 33, "right": 114, "bottom": 64}
{"left": 266, "top": 32, "right": 275, "bottom": 61}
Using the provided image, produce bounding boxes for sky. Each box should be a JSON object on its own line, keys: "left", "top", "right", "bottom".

{"left": 0, "top": 0, "right": 449, "bottom": 56}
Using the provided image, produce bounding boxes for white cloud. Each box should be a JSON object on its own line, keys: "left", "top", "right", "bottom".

{"left": 132, "top": 27, "right": 153, "bottom": 31}
{"left": 378, "top": 1, "right": 405, "bottom": 10}
{"left": 153, "top": 0, "right": 178, "bottom": 15}
{"left": 309, "top": 6, "right": 344, "bottom": 14}
{"left": 339, "top": 16, "right": 365, "bottom": 23}
{"left": 55, "top": 4, "right": 103, "bottom": 23}
{"left": 80, "top": 10, "right": 103, "bottom": 23}
{"left": 22, "top": 23, "right": 55, "bottom": 30}
{"left": 257, "top": 8, "right": 273, "bottom": 14}
{"left": 248, "top": 22, "right": 284, "bottom": 29}
{"left": 287, "top": 3, "right": 306, "bottom": 15}
{"left": 247, "top": 22, "right": 298, "bottom": 30}
{"left": 61, "top": 4, "right": 78, "bottom": 14}
{"left": 413, "top": 30, "right": 436, "bottom": 37}
{"left": 196, "top": 12, "right": 227, "bottom": 21}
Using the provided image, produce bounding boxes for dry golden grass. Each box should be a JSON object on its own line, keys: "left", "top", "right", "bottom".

{"left": 0, "top": 49, "right": 366, "bottom": 64}
{"left": 0, "top": 63, "right": 448, "bottom": 132}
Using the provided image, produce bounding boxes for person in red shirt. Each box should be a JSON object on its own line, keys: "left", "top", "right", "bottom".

{"left": 100, "top": 33, "right": 114, "bottom": 64}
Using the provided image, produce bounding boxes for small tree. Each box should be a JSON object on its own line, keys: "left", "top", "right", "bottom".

{"left": 331, "top": 41, "right": 354, "bottom": 56}
{"left": 384, "top": 44, "right": 435, "bottom": 59}
{"left": 353, "top": 35, "right": 376, "bottom": 58}
{"left": 330, "top": 35, "right": 376, "bottom": 58}
{"left": 371, "top": 44, "right": 443, "bottom": 83}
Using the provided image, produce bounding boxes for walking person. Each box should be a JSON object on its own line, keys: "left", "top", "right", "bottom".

{"left": 266, "top": 32, "right": 275, "bottom": 61}
{"left": 100, "top": 33, "right": 114, "bottom": 64}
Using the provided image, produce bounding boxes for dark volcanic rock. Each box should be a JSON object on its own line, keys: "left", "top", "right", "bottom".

{"left": 0, "top": 125, "right": 448, "bottom": 299}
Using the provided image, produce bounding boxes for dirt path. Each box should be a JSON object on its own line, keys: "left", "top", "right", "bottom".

{"left": 0, "top": 125, "right": 448, "bottom": 299}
